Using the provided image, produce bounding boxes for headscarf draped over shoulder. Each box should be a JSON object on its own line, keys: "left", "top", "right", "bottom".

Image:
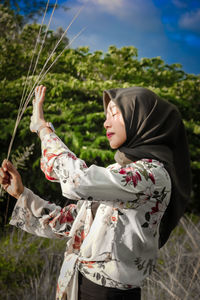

{"left": 103, "top": 86, "right": 191, "bottom": 248}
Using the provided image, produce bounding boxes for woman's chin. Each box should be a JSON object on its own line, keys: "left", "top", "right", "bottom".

{"left": 109, "top": 142, "right": 118, "bottom": 149}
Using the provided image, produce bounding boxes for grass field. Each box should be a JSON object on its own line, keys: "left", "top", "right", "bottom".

{"left": 0, "top": 215, "right": 199, "bottom": 300}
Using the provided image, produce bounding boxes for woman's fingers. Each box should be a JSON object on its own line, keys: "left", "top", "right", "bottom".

{"left": 41, "top": 86, "right": 46, "bottom": 100}
{"left": 31, "top": 85, "right": 46, "bottom": 133}
{"left": 0, "top": 167, "right": 10, "bottom": 185}
{"left": 0, "top": 160, "right": 11, "bottom": 186}
{"left": 5, "top": 160, "right": 19, "bottom": 177}
{"left": 0, "top": 166, "right": 9, "bottom": 179}
{"left": 35, "top": 85, "right": 46, "bottom": 104}
{"left": 0, "top": 160, "right": 24, "bottom": 199}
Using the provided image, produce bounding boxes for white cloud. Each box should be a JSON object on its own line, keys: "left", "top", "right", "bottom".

{"left": 43, "top": 0, "right": 165, "bottom": 62}
{"left": 76, "top": 0, "right": 162, "bottom": 33}
{"left": 78, "top": 0, "right": 124, "bottom": 15}
{"left": 36, "top": 0, "right": 200, "bottom": 74}
{"left": 179, "top": 9, "right": 200, "bottom": 33}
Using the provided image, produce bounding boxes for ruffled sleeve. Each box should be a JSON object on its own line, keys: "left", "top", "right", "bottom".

{"left": 9, "top": 187, "right": 80, "bottom": 239}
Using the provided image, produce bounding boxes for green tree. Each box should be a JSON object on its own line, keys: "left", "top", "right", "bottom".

{"left": 0, "top": 6, "right": 199, "bottom": 226}
{"left": 0, "top": 0, "right": 69, "bottom": 22}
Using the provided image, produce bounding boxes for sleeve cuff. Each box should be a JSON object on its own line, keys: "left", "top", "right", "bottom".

{"left": 13, "top": 187, "right": 47, "bottom": 218}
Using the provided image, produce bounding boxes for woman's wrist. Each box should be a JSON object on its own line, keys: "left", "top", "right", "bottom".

{"left": 15, "top": 185, "right": 25, "bottom": 199}
{"left": 30, "top": 118, "right": 46, "bottom": 134}
{"left": 36, "top": 122, "right": 55, "bottom": 139}
{"left": 39, "top": 127, "right": 53, "bottom": 139}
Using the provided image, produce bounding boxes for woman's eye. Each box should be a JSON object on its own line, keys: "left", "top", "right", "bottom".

{"left": 112, "top": 113, "right": 117, "bottom": 117}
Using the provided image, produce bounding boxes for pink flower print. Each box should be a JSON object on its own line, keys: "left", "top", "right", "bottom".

{"left": 46, "top": 164, "right": 53, "bottom": 174}
{"left": 72, "top": 230, "right": 85, "bottom": 250}
{"left": 150, "top": 201, "right": 160, "bottom": 214}
{"left": 67, "top": 152, "right": 77, "bottom": 160}
{"left": 149, "top": 173, "right": 155, "bottom": 184}
{"left": 45, "top": 173, "right": 57, "bottom": 181}
{"left": 82, "top": 162, "right": 88, "bottom": 169}
{"left": 73, "top": 235, "right": 81, "bottom": 250}
{"left": 52, "top": 137, "right": 59, "bottom": 141}
{"left": 43, "top": 149, "right": 47, "bottom": 156}
{"left": 121, "top": 167, "right": 143, "bottom": 187}
{"left": 45, "top": 152, "right": 59, "bottom": 162}
{"left": 126, "top": 175, "right": 132, "bottom": 183}
{"left": 119, "top": 168, "right": 126, "bottom": 174}
{"left": 144, "top": 159, "right": 153, "bottom": 163}
{"left": 132, "top": 171, "right": 142, "bottom": 187}
{"left": 80, "top": 260, "right": 95, "bottom": 269}
{"left": 125, "top": 167, "right": 134, "bottom": 172}
{"left": 59, "top": 208, "right": 74, "bottom": 224}
{"left": 136, "top": 171, "right": 142, "bottom": 180}
{"left": 132, "top": 175, "right": 137, "bottom": 187}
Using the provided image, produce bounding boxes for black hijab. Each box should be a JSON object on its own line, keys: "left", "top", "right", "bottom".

{"left": 103, "top": 86, "right": 191, "bottom": 248}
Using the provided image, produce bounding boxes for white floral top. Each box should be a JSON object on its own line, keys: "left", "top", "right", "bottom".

{"left": 10, "top": 133, "right": 171, "bottom": 300}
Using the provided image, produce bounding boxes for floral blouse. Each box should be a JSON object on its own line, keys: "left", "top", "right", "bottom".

{"left": 10, "top": 133, "right": 171, "bottom": 300}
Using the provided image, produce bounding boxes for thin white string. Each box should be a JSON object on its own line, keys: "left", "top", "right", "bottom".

{"left": 7, "top": 8, "right": 85, "bottom": 160}
{"left": 17, "top": 6, "right": 84, "bottom": 126}
{"left": 17, "top": 0, "right": 58, "bottom": 148}
{"left": 7, "top": 0, "right": 51, "bottom": 163}
{"left": 7, "top": 0, "right": 53, "bottom": 161}
{"left": 28, "top": 5, "right": 83, "bottom": 101}
{"left": 28, "top": 0, "right": 58, "bottom": 81}
{"left": 19, "top": 0, "right": 50, "bottom": 114}
{"left": 1, "top": 2, "right": 86, "bottom": 199}
{"left": 18, "top": 27, "right": 86, "bottom": 123}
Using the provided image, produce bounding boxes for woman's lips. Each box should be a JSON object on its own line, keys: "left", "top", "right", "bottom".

{"left": 106, "top": 132, "right": 114, "bottom": 139}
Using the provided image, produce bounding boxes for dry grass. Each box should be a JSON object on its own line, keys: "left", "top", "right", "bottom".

{"left": 142, "top": 215, "right": 200, "bottom": 300}
{"left": 0, "top": 215, "right": 199, "bottom": 299}
{"left": 0, "top": 228, "right": 65, "bottom": 300}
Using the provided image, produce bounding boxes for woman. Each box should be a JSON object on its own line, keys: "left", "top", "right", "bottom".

{"left": 0, "top": 86, "right": 191, "bottom": 300}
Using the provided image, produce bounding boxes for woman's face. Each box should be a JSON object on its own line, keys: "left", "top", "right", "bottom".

{"left": 104, "top": 100, "right": 127, "bottom": 149}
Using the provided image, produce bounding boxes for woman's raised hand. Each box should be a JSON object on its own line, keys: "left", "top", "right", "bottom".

{"left": 30, "top": 85, "right": 47, "bottom": 133}
{"left": 0, "top": 160, "right": 24, "bottom": 199}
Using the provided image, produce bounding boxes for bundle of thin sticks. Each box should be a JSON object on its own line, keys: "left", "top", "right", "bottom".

{"left": 7, "top": 0, "right": 85, "bottom": 161}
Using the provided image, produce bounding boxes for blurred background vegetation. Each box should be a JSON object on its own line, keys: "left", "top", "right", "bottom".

{"left": 0, "top": 1, "right": 200, "bottom": 299}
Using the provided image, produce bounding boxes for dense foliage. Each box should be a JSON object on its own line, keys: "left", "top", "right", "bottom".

{"left": 0, "top": 0, "right": 69, "bottom": 22}
{"left": 0, "top": 3, "right": 200, "bottom": 227}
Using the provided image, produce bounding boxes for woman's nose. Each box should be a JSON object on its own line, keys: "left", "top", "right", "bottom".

{"left": 104, "top": 118, "right": 111, "bottom": 129}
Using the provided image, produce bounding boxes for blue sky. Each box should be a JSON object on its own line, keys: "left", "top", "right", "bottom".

{"left": 45, "top": 0, "right": 200, "bottom": 75}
